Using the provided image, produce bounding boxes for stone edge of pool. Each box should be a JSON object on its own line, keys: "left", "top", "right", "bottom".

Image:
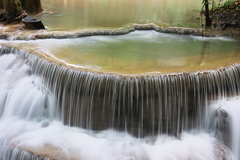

{"left": 1, "top": 23, "right": 239, "bottom": 41}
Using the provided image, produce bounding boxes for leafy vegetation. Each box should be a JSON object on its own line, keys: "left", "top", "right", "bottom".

{"left": 202, "top": 0, "right": 240, "bottom": 29}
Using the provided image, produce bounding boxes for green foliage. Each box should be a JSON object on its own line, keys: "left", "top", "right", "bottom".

{"left": 202, "top": 0, "right": 237, "bottom": 10}
{"left": 202, "top": 0, "right": 211, "bottom": 5}
{"left": 219, "top": 0, "right": 234, "bottom": 2}
{"left": 202, "top": 0, "right": 209, "bottom": 11}
{"left": 224, "top": 1, "right": 235, "bottom": 6}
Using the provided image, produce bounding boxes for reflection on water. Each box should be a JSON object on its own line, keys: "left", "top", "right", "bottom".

{"left": 38, "top": 0, "right": 201, "bottom": 30}
{"left": 2, "top": 31, "right": 240, "bottom": 75}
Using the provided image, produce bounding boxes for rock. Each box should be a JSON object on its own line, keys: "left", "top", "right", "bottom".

{"left": 22, "top": 16, "right": 45, "bottom": 30}
{"left": 41, "top": 121, "right": 49, "bottom": 128}
{"left": 214, "top": 109, "right": 231, "bottom": 148}
{"left": 213, "top": 140, "right": 233, "bottom": 160}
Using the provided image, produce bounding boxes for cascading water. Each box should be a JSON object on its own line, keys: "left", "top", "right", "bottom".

{"left": 0, "top": 0, "right": 239, "bottom": 159}
{"left": 0, "top": 53, "right": 51, "bottom": 160}
{"left": 0, "top": 45, "right": 237, "bottom": 160}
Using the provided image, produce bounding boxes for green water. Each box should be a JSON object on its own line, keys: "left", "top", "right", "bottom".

{"left": 3, "top": 31, "right": 240, "bottom": 75}
{"left": 2, "top": 0, "right": 239, "bottom": 75}
{"left": 37, "top": 0, "right": 202, "bottom": 30}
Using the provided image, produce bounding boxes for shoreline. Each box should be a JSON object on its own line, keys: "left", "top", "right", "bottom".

{"left": 0, "top": 23, "right": 239, "bottom": 41}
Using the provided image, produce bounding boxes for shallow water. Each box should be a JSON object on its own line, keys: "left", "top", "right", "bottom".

{"left": 2, "top": 31, "right": 240, "bottom": 75}
{"left": 37, "top": 0, "right": 201, "bottom": 30}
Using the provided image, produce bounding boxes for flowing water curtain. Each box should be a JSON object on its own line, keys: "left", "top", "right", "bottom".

{"left": 18, "top": 46, "right": 239, "bottom": 138}
{"left": 1, "top": 46, "right": 240, "bottom": 138}
{"left": 0, "top": 47, "right": 193, "bottom": 136}
{"left": 0, "top": 48, "right": 52, "bottom": 122}
{"left": 0, "top": 48, "right": 53, "bottom": 159}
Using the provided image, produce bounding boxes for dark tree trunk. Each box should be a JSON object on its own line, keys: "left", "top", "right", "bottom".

{"left": 20, "top": 0, "right": 26, "bottom": 10}
{"left": 4, "top": 0, "right": 23, "bottom": 21}
{"left": 25, "top": 0, "right": 43, "bottom": 14}
{"left": 0, "top": 0, "right": 4, "bottom": 9}
{"left": 204, "top": 0, "right": 212, "bottom": 28}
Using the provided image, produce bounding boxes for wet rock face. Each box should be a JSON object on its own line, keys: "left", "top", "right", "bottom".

{"left": 214, "top": 109, "right": 231, "bottom": 148}
{"left": 213, "top": 140, "right": 233, "bottom": 160}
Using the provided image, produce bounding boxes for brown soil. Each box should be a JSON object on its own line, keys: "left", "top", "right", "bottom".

{"left": 208, "top": 1, "right": 240, "bottom": 37}
{"left": 211, "top": 1, "right": 240, "bottom": 28}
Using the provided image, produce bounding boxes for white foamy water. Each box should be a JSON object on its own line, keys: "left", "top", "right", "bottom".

{"left": 0, "top": 53, "right": 231, "bottom": 160}
{"left": 0, "top": 119, "right": 219, "bottom": 160}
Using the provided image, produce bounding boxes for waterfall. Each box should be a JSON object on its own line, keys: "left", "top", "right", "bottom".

{"left": 0, "top": 49, "right": 54, "bottom": 160}
{"left": 0, "top": 46, "right": 237, "bottom": 159}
